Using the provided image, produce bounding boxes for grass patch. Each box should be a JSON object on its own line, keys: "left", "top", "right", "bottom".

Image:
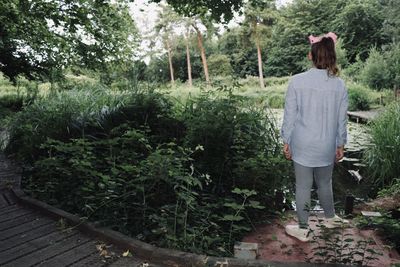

{"left": 163, "top": 76, "right": 288, "bottom": 109}
{"left": 364, "top": 101, "right": 400, "bottom": 188}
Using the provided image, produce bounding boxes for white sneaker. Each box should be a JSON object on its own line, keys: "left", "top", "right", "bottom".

{"left": 285, "top": 225, "right": 310, "bottom": 242}
{"left": 324, "top": 215, "right": 350, "bottom": 229}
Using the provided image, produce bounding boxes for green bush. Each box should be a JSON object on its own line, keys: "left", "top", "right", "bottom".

{"left": 364, "top": 102, "right": 400, "bottom": 188}
{"left": 358, "top": 48, "right": 390, "bottom": 90}
{"left": 347, "top": 84, "right": 371, "bottom": 111}
{"left": 26, "top": 135, "right": 220, "bottom": 252}
{"left": 9, "top": 87, "right": 292, "bottom": 256}
{"left": 386, "top": 43, "right": 400, "bottom": 90}
{"left": 335, "top": 39, "right": 349, "bottom": 69}
{"left": 208, "top": 54, "right": 233, "bottom": 77}
{"left": 0, "top": 94, "right": 24, "bottom": 111}
{"left": 180, "top": 93, "right": 289, "bottom": 201}
{"left": 342, "top": 55, "right": 364, "bottom": 81}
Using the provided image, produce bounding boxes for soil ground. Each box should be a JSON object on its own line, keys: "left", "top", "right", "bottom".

{"left": 243, "top": 212, "right": 400, "bottom": 267}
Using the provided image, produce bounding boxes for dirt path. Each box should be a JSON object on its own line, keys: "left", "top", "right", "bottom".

{"left": 243, "top": 212, "right": 400, "bottom": 267}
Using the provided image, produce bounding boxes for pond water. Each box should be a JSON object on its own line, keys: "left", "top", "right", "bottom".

{"left": 270, "top": 109, "right": 372, "bottom": 212}
{"left": 270, "top": 109, "right": 370, "bottom": 151}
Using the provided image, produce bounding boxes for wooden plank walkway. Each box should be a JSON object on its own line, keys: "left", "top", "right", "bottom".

{"left": 0, "top": 189, "right": 164, "bottom": 267}
{"left": 347, "top": 110, "right": 381, "bottom": 123}
{"left": 0, "top": 153, "right": 163, "bottom": 267}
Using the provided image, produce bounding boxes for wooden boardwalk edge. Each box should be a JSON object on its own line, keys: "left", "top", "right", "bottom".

{"left": 11, "top": 188, "right": 208, "bottom": 267}
{"left": 347, "top": 109, "right": 381, "bottom": 123}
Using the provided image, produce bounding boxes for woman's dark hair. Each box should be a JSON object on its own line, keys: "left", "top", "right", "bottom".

{"left": 311, "top": 37, "right": 339, "bottom": 76}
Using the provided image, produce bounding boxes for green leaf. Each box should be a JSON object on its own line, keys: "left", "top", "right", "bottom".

{"left": 221, "top": 214, "right": 244, "bottom": 221}
{"left": 248, "top": 200, "right": 265, "bottom": 209}
{"left": 224, "top": 202, "right": 242, "bottom": 209}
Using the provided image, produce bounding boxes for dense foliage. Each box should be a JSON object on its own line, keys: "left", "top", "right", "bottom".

{"left": 6, "top": 87, "right": 292, "bottom": 255}
{"left": 161, "top": 0, "right": 244, "bottom": 22}
{"left": 347, "top": 84, "right": 371, "bottom": 111}
{"left": 0, "top": 0, "right": 138, "bottom": 81}
{"left": 354, "top": 44, "right": 400, "bottom": 91}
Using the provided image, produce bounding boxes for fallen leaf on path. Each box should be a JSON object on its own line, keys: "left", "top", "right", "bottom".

{"left": 122, "top": 250, "right": 132, "bottom": 257}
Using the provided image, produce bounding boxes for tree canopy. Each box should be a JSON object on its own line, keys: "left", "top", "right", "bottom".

{"left": 2, "top": 0, "right": 398, "bottom": 84}
{"left": 145, "top": 0, "right": 398, "bottom": 81}
{"left": 160, "top": 0, "right": 244, "bottom": 23}
{"left": 0, "top": 0, "right": 138, "bottom": 81}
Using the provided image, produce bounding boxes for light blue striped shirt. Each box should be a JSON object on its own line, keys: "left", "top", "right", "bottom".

{"left": 281, "top": 68, "right": 348, "bottom": 167}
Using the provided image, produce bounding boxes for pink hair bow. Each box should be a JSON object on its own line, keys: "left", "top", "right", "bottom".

{"left": 308, "top": 32, "right": 338, "bottom": 44}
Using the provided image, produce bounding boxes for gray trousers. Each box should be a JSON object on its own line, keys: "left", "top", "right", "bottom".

{"left": 294, "top": 162, "right": 335, "bottom": 228}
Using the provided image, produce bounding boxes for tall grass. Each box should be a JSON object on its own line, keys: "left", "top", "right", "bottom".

{"left": 364, "top": 101, "right": 400, "bottom": 188}
{"left": 5, "top": 88, "right": 127, "bottom": 161}
{"left": 165, "top": 76, "right": 289, "bottom": 109}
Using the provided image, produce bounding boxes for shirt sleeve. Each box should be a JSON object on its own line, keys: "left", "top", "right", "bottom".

{"left": 336, "top": 88, "right": 348, "bottom": 147}
{"left": 281, "top": 79, "right": 297, "bottom": 144}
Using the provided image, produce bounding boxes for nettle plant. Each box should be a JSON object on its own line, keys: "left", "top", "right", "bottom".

{"left": 221, "top": 188, "right": 265, "bottom": 246}
{"left": 306, "top": 218, "right": 382, "bottom": 265}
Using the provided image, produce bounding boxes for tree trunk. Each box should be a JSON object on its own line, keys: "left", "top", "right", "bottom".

{"left": 185, "top": 31, "right": 193, "bottom": 87}
{"left": 166, "top": 39, "right": 175, "bottom": 85}
{"left": 193, "top": 25, "right": 210, "bottom": 86}
{"left": 252, "top": 20, "right": 264, "bottom": 89}
{"left": 256, "top": 39, "right": 265, "bottom": 88}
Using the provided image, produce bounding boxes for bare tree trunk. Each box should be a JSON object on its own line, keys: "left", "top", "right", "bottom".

{"left": 193, "top": 25, "right": 210, "bottom": 86}
{"left": 185, "top": 31, "right": 193, "bottom": 87}
{"left": 256, "top": 39, "right": 265, "bottom": 88}
{"left": 166, "top": 39, "right": 175, "bottom": 85}
{"left": 252, "top": 20, "right": 264, "bottom": 89}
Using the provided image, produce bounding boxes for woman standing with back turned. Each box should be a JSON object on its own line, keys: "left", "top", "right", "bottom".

{"left": 281, "top": 32, "right": 349, "bottom": 242}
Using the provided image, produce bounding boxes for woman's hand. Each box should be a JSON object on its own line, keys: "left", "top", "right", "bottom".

{"left": 336, "top": 146, "right": 344, "bottom": 162}
{"left": 283, "top": 143, "right": 292, "bottom": 160}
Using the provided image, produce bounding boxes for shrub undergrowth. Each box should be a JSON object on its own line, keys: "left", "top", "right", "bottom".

{"left": 6, "top": 85, "right": 292, "bottom": 256}
{"left": 347, "top": 84, "right": 371, "bottom": 111}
